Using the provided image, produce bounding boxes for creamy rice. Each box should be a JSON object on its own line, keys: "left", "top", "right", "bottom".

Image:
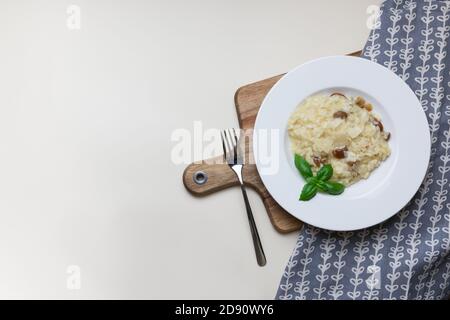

{"left": 287, "top": 94, "right": 391, "bottom": 186}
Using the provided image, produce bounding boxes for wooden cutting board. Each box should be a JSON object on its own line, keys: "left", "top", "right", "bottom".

{"left": 183, "top": 50, "right": 362, "bottom": 233}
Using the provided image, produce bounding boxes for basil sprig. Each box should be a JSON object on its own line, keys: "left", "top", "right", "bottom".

{"left": 295, "top": 154, "right": 345, "bottom": 201}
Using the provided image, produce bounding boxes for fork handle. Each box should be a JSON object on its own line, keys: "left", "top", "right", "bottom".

{"left": 240, "top": 184, "right": 267, "bottom": 267}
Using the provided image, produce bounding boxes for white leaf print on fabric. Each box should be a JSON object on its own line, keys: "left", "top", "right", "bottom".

{"left": 278, "top": 234, "right": 303, "bottom": 300}
{"left": 364, "top": 225, "right": 388, "bottom": 300}
{"left": 401, "top": 170, "right": 433, "bottom": 299}
{"left": 414, "top": 0, "right": 436, "bottom": 112}
{"left": 328, "top": 232, "right": 353, "bottom": 299}
{"left": 384, "top": 0, "right": 403, "bottom": 71}
{"left": 438, "top": 203, "right": 450, "bottom": 299}
{"left": 364, "top": 5, "right": 384, "bottom": 63}
{"left": 386, "top": 208, "right": 409, "bottom": 299}
{"left": 314, "top": 232, "right": 336, "bottom": 300}
{"left": 402, "top": 0, "right": 436, "bottom": 300}
{"left": 416, "top": 2, "right": 450, "bottom": 300}
{"left": 399, "top": 0, "right": 417, "bottom": 81}
{"left": 438, "top": 205, "right": 450, "bottom": 299}
{"left": 348, "top": 229, "right": 370, "bottom": 300}
{"left": 294, "top": 226, "right": 319, "bottom": 300}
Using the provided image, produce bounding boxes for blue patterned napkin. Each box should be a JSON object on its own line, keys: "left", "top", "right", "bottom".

{"left": 277, "top": 0, "right": 450, "bottom": 300}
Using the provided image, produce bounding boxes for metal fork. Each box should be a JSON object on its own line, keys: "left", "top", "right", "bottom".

{"left": 221, "top": 129, "right": 266, "bottom": 266}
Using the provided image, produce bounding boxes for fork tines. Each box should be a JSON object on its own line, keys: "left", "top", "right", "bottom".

{"left": 221, "top": 129, "right": 240, "bottom": 164}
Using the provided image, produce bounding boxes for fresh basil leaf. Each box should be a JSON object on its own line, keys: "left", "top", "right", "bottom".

{"left": 314, "top": 179, "right": 328, "bottom": 191}
{"left": 322, "top": 181, "right": 345, "bottom": 195}
{"left": 294, "top": 154, "right": 313, "bottom": 179}
{"left": 299, "top": 183, "right": 318, "bottom": 201}
{"left": 306, "top": 176, "right": 318, "bottom": 184}
{"left": 316, "top": 164, "right": 333, "bottom": 181}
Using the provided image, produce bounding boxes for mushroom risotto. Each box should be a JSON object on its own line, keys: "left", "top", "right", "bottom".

{"left": 287, "top": 93, "right": 391, "bottom": 186}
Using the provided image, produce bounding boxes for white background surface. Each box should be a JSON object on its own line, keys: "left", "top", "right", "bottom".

{"left": 0, "top": 0, "right": 380, "bottom": 299}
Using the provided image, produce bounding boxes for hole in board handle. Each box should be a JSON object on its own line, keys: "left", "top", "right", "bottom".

{"left": 193, "top": 171, "right": 208, "bottom": 185}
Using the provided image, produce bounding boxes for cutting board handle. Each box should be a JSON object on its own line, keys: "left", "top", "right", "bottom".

{"left": 183, "top": 156, "right": 239, "bottom": 196}
{"left": 183, "top": 157, "right": 303, "bottom": 233}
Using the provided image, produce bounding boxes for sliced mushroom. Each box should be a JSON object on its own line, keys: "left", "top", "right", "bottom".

{"left": 333, "top": 111, "right": 348, "bottom": 119}
{"left": 332, "top": 146, "right": 348, "bottom": 159}
{"left": 312, "top": 156, "right": 322, "bottom": 167}
{"left": 330, "top": 92, "right": 347, "bottom": 99}
{"left": 384, "top": 132, "right": 391, "bottom": 141}
{"left": 312, "top": 154, "right": 328, "bottom": 167}
{"left": 372, "top": 118, "right": 384, "bottom": 132}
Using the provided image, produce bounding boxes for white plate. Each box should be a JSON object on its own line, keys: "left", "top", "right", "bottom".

{"left": 253, "top": 56, "right": 430, "bottom": 231}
